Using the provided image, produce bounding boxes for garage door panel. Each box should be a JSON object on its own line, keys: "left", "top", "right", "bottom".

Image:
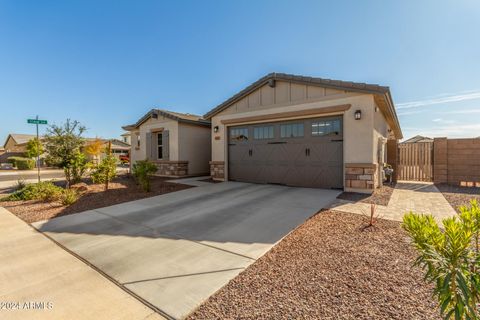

{"left": 228, "top": 116, "right": 343, "bottom": 189}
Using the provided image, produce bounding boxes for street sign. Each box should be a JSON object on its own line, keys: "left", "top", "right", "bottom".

{"left": 27, "top": 119, "right": 47, "bottom": 124}
{"left": 27, "top": 116, "right": 48, "bottom": 183}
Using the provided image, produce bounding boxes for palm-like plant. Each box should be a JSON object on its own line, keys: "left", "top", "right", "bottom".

{"left": 403, "top": 200, "right": 480, "bottom": 320}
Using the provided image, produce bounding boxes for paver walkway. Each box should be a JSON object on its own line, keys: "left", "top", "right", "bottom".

{"left": 0, "top": 207, "right": 165, "bottom": 320}
{"left": 330, "top": 181, "right": 457, "bottom": 222}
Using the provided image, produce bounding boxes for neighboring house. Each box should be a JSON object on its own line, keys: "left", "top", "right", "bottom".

{"left": 204, "top": 72, "right": 403, "bottom": 194}
{"left": 84, "top": 138, "right": 131, "bottom": 162}
{"left": 400, "top": 135, "right": 433, "bottom": 144}
{"left": 1, "top": 133, "right": 41, "bottom": 163}
{"left": 2, "top": 133, "right": 129, "bottom": 164}
{"left": 121, "top": 132, "right": 131, "bottom": 145}
{"left": 122, "top": 109, "right": 211, "bottom": 177}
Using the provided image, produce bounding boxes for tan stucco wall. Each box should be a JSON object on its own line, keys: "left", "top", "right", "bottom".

{"left": 4, "top": 137, "right": 27, "bottom": 153}
{"left": 210, "top": 81, "right": 388, "bottom": 186}
{"left": 178, "top": 123, "right": 211, "bottom": 175}
{"left": 129, "top": 116, "right": 179, "bottom": 164}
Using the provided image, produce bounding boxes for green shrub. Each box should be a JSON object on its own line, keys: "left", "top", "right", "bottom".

{"left": 7, "top": 156, "right": 35, "bottom": 170}
{"left": 16, "top": 179, "right": 26, "bottom": 190}
{"left": 90, "top": 154, "right": 117, "bottom": 185}
{"left": 5, "top": 181, "right": 63, "bottom": 202}
{"left": 60, "top": 188, "right": 79, "bottom": 205}
{"left": 132, "top": 160, "right": 158, "bottom": 192}
{"left": 403, "top": 200, "right": 480, "bottom": 320}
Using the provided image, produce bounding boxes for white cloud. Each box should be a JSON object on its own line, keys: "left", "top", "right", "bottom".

{"left": 397, "top": 90, "right": 480, "bottom": 109}
{"left": 432, "top": 118, "right": 456, "bottom": 124}
{"left": 397, "top": 110, "right": 425, "bottom": 116}
{"left": 441, "top": 109, "right": 480, "bottom": 115}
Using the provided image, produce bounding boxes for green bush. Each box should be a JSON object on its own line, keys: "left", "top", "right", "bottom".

{"left": 132, "top": 160, "right": 158, "bottom": 192}
{"left": 403, "top": 200, "right": 480, "bottom": 320}
{"left": 60, "top": 188, "right": 79, "bottom": 205}
{"left": 5, "top": 181, "right": 63, "bottom": 202}
{"left": 7, "top": 156, "right": 35, "bottom": 170}
{"left": 90, "top": 154, "right": 117, "bottom": 185}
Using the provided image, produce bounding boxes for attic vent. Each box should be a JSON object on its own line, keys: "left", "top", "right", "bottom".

{"left": 152, "top": 113, "right": 158, "bottom": 119}
{"left": 268, "top": 79, "right": 276, "bottom": 88}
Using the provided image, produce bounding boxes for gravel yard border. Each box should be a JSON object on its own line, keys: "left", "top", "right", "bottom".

{"left": 188, "top": 210, "right": 438, "bottom": 320}
{"left": 436, "top": 184, "right": 480, "bottom": 212}
{"left": 0, "top": 175, "right": 192, "bottom": 223}
{"left": 336, "top": 183, "right": 395, "bottom": 206}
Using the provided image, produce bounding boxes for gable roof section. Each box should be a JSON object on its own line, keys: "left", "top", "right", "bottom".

{"left": 3, "top": 133, "right": 42, "bottom": 148}
{"left": 122, "top": 109, "right": 211, "bottom": 131}
{"left": 401, "top": 135, "right": 433, "bottom": 144}
{"left": 204, "top": 72, "right": 403, "bottom": 139}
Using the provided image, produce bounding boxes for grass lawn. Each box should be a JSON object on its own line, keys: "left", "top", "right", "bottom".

{"left": 188, "top": 210, "right": 438, "bottom": 320}
{"left": 0, "top": 175, "right": 192, "bottom": 223}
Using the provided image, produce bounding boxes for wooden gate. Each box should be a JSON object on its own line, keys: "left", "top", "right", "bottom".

{"left": 397, "top": 142, "right": 433, "bottom": 181}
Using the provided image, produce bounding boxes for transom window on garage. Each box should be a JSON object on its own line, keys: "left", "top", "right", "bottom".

{"left": 230, "top": 127, "right": 249, "bottom": 141}
{"left": 280, "top": 123, "right": 304, "bottom": 138}
{"left": 253, "top": 126, "right": 274, "bottom": 139}
{"left": 311, "top": 119, "right": 341, "bottom": 136}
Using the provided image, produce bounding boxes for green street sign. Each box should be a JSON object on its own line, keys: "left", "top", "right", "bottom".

{"left": 27, "top": 119, "right": 47, "bottom": 124}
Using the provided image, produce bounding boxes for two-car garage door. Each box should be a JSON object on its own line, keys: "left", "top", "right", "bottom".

{"left": 228, "top": 116, "right": 343, "bottom": 189}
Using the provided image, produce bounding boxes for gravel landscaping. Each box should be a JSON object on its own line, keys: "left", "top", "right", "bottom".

{"left": 0, "top": 175, "right": 192, "bottom": 223}
{"left": 188, "top": 210, "right": 438, "bottom": 320}
{"left": 436, "top": 184, "right": 480, "bottom": 212}
{"left": 337, "top": 183, "right": 395, "bottom": 206}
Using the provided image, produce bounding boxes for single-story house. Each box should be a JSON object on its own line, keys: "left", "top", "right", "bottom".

{"left": 204, "top": 73, "right": 403, "bottom": 194}
{"left": 1, "top": 133, "right": 130, "bottom": 165}
{"left": 400, "top": 135, "right": 433, "bottom": 144}
{"left": 122, "top": 109, "right": 211, "bottom": 177}
{"left": 83, "top": 138, "right": 131, "bottom": 163}
{"left": 1, "top": 133, "right": 41, "bottom": 162}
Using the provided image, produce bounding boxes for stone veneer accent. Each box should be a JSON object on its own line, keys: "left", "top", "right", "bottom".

{"left": 345, "top": 163, "right": 378, "bottom": 193}
{"left": 154, "top": 160, "right": 188, "bottom": 177}
{"left": 210, "top": 161, "right": 225, "bottom": 180}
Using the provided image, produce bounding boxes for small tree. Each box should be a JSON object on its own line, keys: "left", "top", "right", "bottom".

{"left": 402, "top": 200, "right": 480, "bottom": 320}
{"left": 44, "top": 119, "right": 86, "bottom": 186}
{"left": 132, "top": 160, "right": 157, "bottom": 192}
{"left": 91, "top": 153, "right": 117, "bottom": 188}
{"left": 25, "top": 138, "right": 44, "bottom": 160}
{"left": 69, "top": 151, "right": 88, "bottom": 184}
{"left": 84, "top": 138, "right": 104, "bottom": 163}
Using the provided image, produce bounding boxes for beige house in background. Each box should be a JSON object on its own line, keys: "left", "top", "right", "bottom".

{"left": 123, "top": 109, "right": 211, "bottom": 177}
{"left": 204, "top": 73, "right": 403, "bottom": 194}
{"left": 1, "top": 133, "right": 42, "bottom": 163}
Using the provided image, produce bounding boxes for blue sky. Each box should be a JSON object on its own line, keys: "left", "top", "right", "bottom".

{"left": 1, "top": 0, "right": 479, "bottom": 143}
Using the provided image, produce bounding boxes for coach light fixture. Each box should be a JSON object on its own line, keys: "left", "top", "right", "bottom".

{"left": 214, "top": 126, "right": 219, "bottom": 133}
{"left": 354, "top": 110, "right": 362, "bottom": 120}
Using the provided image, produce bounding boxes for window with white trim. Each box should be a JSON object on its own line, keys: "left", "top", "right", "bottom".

{"left": 253, "top": 126, "right": 274, "bottom": 139}
{"left": 157, "top": 133, "right": 163, "bottom": 159}
{"left": 280, "top": 123, "right": 304, "bottom": 138}
{"left": 311, "top": 119, "right": 341, "bottom": 136}
{"left": 230, "top": 127, "right": 249, "bottom": 141}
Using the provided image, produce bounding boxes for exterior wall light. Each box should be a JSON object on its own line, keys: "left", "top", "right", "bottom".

{"left": 354, "top": 110, "right": 362, "bottom": 120}
{"left": 213, "top": 126, "right": 219, "bottom": 133}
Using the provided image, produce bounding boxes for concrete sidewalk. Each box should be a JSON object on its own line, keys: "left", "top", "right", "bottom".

{"left": 0, "top": 207, "right": 165, "bottom": 320}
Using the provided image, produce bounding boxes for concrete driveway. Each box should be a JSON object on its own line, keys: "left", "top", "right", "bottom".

{"left": 33, "top": 181, "right": 340, "bottom": 319}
